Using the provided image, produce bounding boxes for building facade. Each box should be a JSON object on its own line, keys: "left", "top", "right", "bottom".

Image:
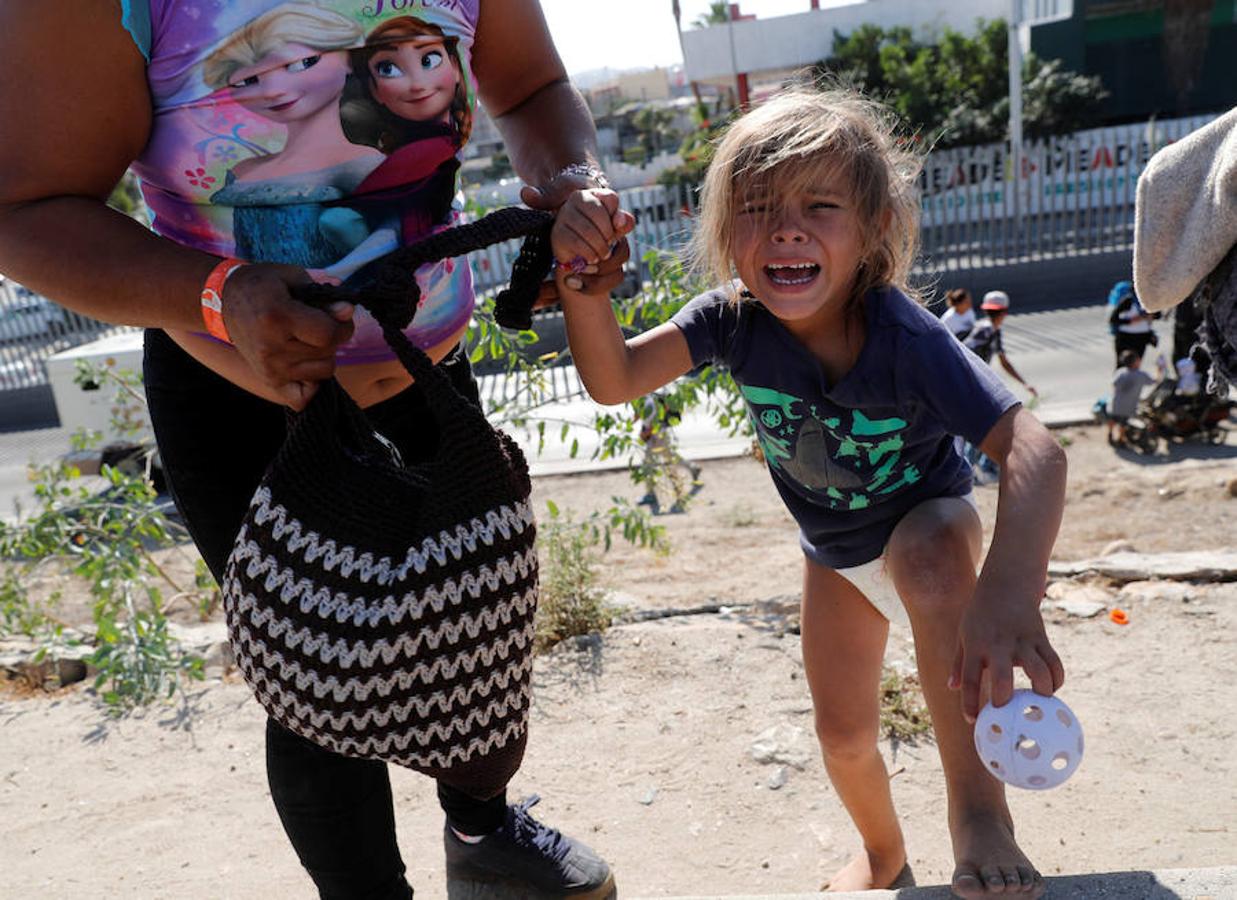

{"left": 680, "top": 0, "right": 1016, "bottom": 87}
{"left": 1031, "top": 0, "right": 1237, "bottom": 121}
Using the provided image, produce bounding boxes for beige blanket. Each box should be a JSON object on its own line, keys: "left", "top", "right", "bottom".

{"left": 1134, "top": 106, "right": 1237, "bottom": 312}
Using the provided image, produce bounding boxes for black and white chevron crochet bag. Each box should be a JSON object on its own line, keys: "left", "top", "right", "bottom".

{"left": 222, "top": 208, "right": 554, "bottom": 798}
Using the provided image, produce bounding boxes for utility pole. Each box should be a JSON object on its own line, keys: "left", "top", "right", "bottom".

{"left": 1008, "top": 0, "right": 1024, "bottom": 228}
{"left": 1007, "top": 1, "right": 1076, "bottom": 229}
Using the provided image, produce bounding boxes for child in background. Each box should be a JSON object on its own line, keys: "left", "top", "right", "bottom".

{"left": 1108, "top": 349, "right": 1162, "bottom": 445}
{"left": 551, "top": 85, "right": 1067, "bottom": 897}
{"left": 940, "top": 287, "right": 976, "bottom": 340}
{"left": 1173, "top": 357, "right": 1200, "bottom": 396}
{"left": 964, "top": 291, "right": 1038, "bottom": 399}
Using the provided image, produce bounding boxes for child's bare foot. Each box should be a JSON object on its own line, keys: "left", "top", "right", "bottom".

{"left": 951, "top": 812, "right": 1044, "bottom": 897}
{"left": 823, "top": 848, "right": 910, "bottom": 892}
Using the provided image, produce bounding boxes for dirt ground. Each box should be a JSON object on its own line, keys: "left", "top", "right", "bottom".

{"left": 2, "top": 423, "right": 1236, "bottom": 898}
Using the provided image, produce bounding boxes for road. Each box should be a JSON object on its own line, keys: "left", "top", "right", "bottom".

{"left": 0, "top": 303, "right": 1171, "bottom": 511}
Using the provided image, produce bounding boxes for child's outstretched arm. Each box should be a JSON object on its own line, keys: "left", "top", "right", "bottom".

{"left": 950, "top": 406, "right": 1068, "bottom": 721}
{"left": 552, "top": 189, "right": 694, "bottom": 405}
{"left": 995, "top": 351, "right": 1038, "bottom": 397}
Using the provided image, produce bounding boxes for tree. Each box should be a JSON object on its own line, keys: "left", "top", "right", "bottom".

{"left": 692, "top": 1, "right": 729, "bottom": 29}
{"left": 107, "top": 171, "right": 150, "bottom": 225}
{"left": 815, "top": 19, "right": 1107, "bottom": 148}
{"left": 1020, "top": 56, "right": 1111, "bottom": 140}
{"left": 657, "top": 97, "right": 729, "bottom": 187}
{"left": 631, "top": 105, "right": 677, "bottom": 158}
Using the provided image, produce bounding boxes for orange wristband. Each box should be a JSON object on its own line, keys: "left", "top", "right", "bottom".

{"left": 201, "top": 258, "right": 244, "bottom": 343}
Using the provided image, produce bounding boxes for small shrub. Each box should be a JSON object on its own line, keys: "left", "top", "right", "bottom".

{"left": 534, "top": 505, "right": 617, "bottom": 652}
{"left": 879, "top": 666, "right": 933, "bottom": 743}
{"left": 0, "top": 362, "right": 211, "bottom": 712}
{"left": 721, "top": 502, "right": 757, "bottom": 528}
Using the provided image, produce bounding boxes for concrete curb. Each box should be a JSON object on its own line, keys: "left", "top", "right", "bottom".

{"left": 634, "top": 864, "right": 1236, "bottom": 899}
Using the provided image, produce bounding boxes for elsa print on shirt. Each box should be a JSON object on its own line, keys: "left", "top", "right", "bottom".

{"left": 202, "top": 3, "right": 384, "bottom": 270}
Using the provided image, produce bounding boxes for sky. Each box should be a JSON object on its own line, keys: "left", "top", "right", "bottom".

{"left": 539, "top": 0, "right": 853, "bottom": 78}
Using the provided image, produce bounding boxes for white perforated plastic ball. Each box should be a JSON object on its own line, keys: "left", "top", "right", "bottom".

{"left": 973, "top": 689, "right": 1084, "bottom": 790}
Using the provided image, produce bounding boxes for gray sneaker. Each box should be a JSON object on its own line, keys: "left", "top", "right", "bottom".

{"left": 444, "top": 796, "right": 616, "bottom": 898}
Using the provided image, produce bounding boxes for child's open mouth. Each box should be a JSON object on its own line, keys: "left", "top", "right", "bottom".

{"left": 764, "top": 263, "right": 820, "bottom": 286}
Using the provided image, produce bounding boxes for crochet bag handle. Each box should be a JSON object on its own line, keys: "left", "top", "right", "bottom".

{"left": 285, "top": 207, "right": 554, "bottom": 486}
{"left": 293, "top": 206, "right": 554, "bottom": 338}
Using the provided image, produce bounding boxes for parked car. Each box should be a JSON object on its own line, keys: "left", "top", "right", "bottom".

{"left": 0, "top": 294, "right": 68, "bottom": 342}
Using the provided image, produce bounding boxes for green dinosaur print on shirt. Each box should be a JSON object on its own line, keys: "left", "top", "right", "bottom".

{"left": 742, "top": 386, "right": 805, "bottom": 423}
{"left": 852, "top": 410, "right": 906, "bottom": 436}
{"left": 740, "top": 384, "right": 917, "bottom": 510}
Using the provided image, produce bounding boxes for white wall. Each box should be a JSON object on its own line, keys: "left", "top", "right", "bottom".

{"left": 682, "top": 0, "right": 1011, "bottom": 83}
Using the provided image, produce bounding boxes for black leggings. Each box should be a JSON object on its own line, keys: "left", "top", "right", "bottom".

{"left": 1114, "top": 331, "right": 1156, "bottom": 367}
{"left": 143, "top": 330, "right": 505, "bottom": 899}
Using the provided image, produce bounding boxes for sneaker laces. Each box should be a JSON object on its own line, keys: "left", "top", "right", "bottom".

{"left": 505, "top": 795, "right": 573, "bottom": 864}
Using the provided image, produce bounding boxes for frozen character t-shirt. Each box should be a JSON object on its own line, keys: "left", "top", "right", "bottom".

{"left": 120, "top": 0, "right": 481, "bottom": 362}
{"left": 671, "top": 287, "right": 1020, "bottom": 568}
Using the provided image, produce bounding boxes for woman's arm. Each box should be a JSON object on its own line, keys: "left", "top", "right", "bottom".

{"left": 472, "top": 0, "right": 600, "bottom": 199}
{"left": 951, "top": 406, "right": 1068, "bottom": 720}
{"left": 0, "top": 3, "right": 196, "bottom": 325}
{"left": 0, "top": 3, "right": 353, "bottom": 409}
{"left": 470, "top": 1, "right": 631, "bottom": 297}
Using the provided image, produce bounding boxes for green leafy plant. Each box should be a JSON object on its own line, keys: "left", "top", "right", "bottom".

{"left": 531, "top": 499, "right": 633, "bottom": 652}
{"left": 467, "top": 249, "right": 751, "bottom": 522}
{"left": 815, "top": 19, "right": 1108, "bottom": 148}
{"left": 0, "top": 362, "right": 213, "bottom": 712}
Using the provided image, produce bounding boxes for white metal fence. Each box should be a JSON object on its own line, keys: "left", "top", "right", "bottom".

{"left": 0, "top": 279, "right": 136, "bottom": 392}
{"left": 916, "top": 113, "right": 1216, "bottom": 276}
{"left": 467, "top": 182, "right": 698, "bottom": 294}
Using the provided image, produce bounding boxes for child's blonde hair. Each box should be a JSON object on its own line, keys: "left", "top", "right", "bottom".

{"left": 203, "top": 2, "right": 363, "bottom": 90}
{"left": 689, "top": 83, "right": 923, "bottom": 307}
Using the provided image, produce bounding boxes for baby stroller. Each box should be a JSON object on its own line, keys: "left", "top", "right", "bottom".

{"left": 1093, "top": 377, "right": 1234, "bottom": 454}
{"left": 1138, "top": 377, "right": 1235, "bottom": 448}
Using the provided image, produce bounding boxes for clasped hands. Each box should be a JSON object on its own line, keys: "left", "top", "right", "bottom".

{"left": 216, "top": 173, "right": 633, "bottom": 409}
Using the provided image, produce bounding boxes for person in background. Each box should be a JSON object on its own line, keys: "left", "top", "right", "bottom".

{"left": 1108, "top": 280, "right": 1159, "bottom": 367}
{"left": 1170, "top": 300, "right": 1211, "bottom": 390}
{"left": 1174, "top": 356, "right": 1200, "bottom": 397}
{"left": 1107, "top": 349, "right": 1163, "bottom": 445}
{"left": 961, "top": 291, "right": 1037, "bottom": 483}
{"left": 963, "top": 291, "right": 1038, "bottom": 399}
{"left": 939, "top": 287, "right": 975, "bottom": 340}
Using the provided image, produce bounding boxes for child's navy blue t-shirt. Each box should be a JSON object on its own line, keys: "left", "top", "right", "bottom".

{"left": 671, "top": 286, "right": 1020, "bottom": 568}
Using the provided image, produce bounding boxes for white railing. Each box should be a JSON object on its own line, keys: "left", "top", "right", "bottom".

{"left": 916, "top": 113, "right": 1217, "bottom": 274}
{"left": 0, "top": 279, "right": 136, "bottom": 392}
{"left": 1021, "top": 0, "right": 1073, "bottom": 26}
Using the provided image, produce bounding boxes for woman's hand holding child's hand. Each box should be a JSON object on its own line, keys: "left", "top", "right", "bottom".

{"left": 552, "top": 188, "right": 635, "bottom": 295}
{"left": 949, "top": 587, "right": 1065, "bottom": 724}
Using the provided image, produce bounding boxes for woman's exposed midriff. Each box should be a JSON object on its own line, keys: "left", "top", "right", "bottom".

{"left": 165, "top": 322, "right": 470, "bottom": 409}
